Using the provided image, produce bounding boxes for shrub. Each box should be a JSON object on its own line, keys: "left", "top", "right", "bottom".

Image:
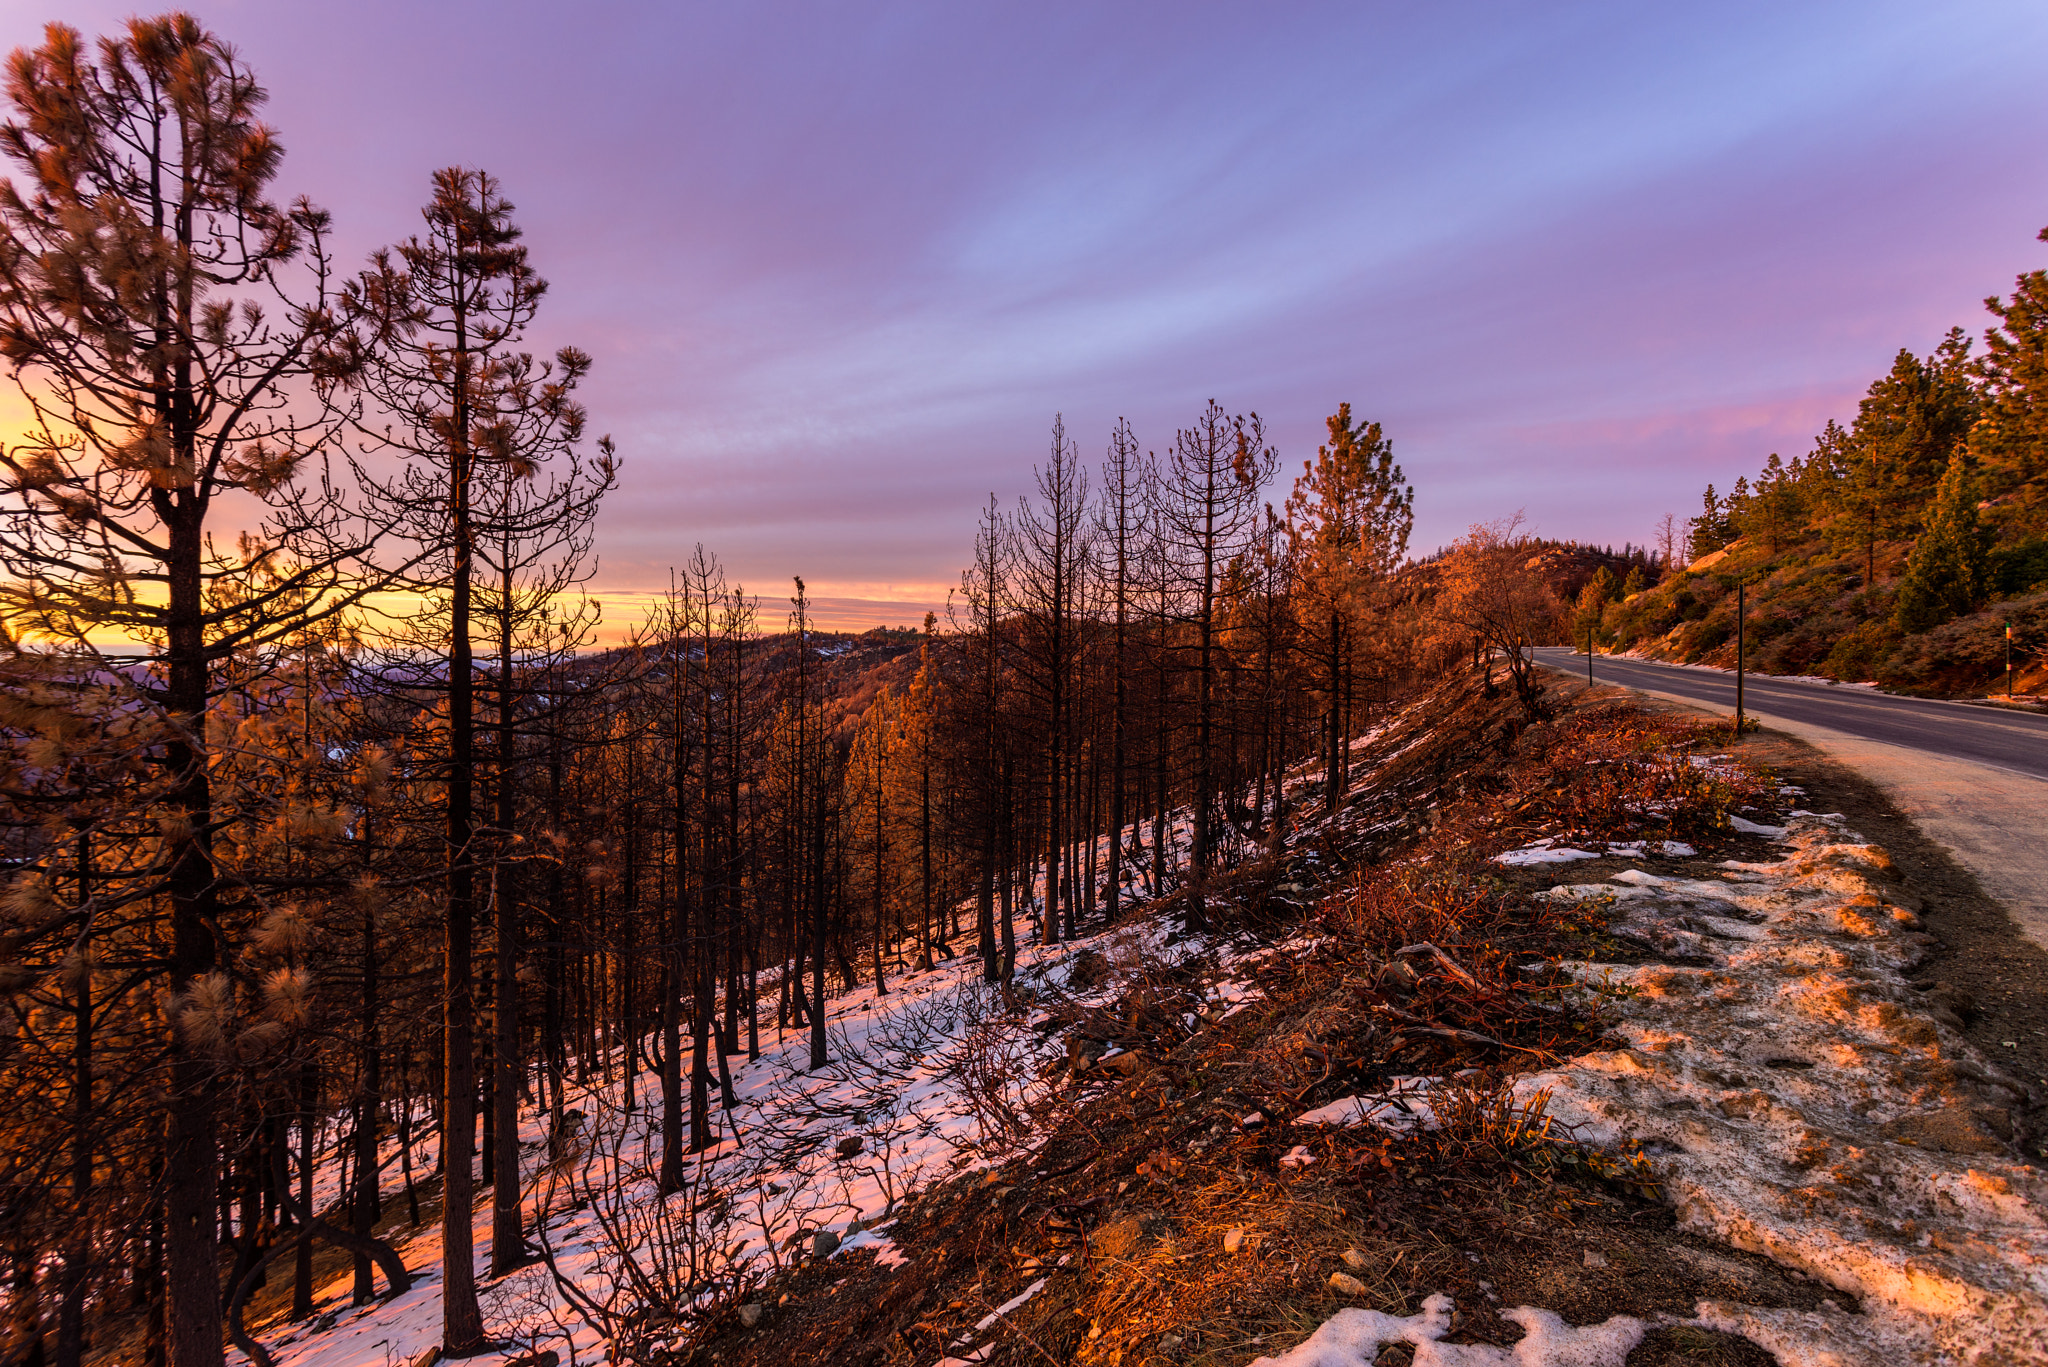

{"left": 1991, "top": 538, "right": 2048, "bottom": 596}
{"left": 1820, "top": 619, "right": 1898, "bottom": 682}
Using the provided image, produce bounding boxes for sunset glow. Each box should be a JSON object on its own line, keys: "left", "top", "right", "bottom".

{"left": 6, "top": 2, "right": 2043, "bottom": 611}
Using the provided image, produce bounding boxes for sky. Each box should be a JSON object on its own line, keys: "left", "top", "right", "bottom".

{"left": 4, "top": 0, "right": 2047, "bottom": 631}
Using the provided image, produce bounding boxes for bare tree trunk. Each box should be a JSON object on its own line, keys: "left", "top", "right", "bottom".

{"left": 352, "top": 900, "right": 381, "bottom": 1303}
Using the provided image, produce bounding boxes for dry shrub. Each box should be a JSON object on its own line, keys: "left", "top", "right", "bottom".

{"left": 1506, "top": 703, "right": 1769, "bottom": 840}
{"left": 1418, "top": 1075, "right": 1660, "bottom": 1201}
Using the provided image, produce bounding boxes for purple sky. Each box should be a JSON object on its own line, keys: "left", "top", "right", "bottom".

{"left": 9, "top": 2, "right": 2048, "bottom": 629}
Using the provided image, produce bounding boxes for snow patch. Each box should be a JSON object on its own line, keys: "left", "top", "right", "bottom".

{"left": 833, "top": 1228, "right": 906, "bottom": 1268}
{"left": 1247, "top": 1292, "right": 1644, "bottom": 1367}
{"left": 1295, "top": 1077, "right": 1441, "bottom": 1132}
{"left": 1491, "top": 845, "right": 1601, "bottom": 867}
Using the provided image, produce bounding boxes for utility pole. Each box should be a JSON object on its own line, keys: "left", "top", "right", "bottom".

{"left": 2007, "top": 622, "right": 2015, "bottom": 701}
{"left": 1586, "top": 624, "right": 1594, "bottom": 687}
{"left": 1734, "top": 581, "right": 1746, "bottom": 735}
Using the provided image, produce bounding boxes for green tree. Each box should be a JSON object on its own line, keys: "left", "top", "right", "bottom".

{"left": 1893, "top": 452, "right": 1991, "bottom": 632}
{"left": 1973, "top": 225, "right": 2048, "bottom": 528}
{"left": 1689, "top": 484, "right": 1731, "bottom": 558}
{"left": 1571, "top": 578, "right": 1608, "bottom": 651}
{"left": 1817, "top": 332, "right": 1979, "bottom": 583}
{"left": 1736, "top": 453, "right": 1806, "bottom": 551}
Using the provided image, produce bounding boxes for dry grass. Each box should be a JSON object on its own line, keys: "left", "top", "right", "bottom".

{"left": 1468, "top": 702, "right": 1773, "bottom": 847}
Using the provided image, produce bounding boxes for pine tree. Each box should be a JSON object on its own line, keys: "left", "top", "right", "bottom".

{"left": 1572, "top": 579, "right": 1608, "bottom": 651}
{"left": 1094, "top": 423, "right": 1148, "bottom": 926}
{"left": 1973, "top": 225, "right": 2048, "bottom": 529}
{"left": 1810, "top": 333, "right": 1979, "bottom": 583}
{"left": 1892, "top": 453, "right": 1991, "bottom": 632}
{"left": 1689, "top": 485, "right": 1729, "bottom": 558}
{"left": 1158, "top": 403, "right": 1275, "bottom": 929}
{"left": 1011, "top": 416, "right": 1090, "bottom": 945}
{"left": 343, "top": 167, "right": 584, "bottom": 1350}
{"left": 1283, "top": 404, "right": 1411, "bottom": 814}
{"left": 0, "top": 21, "right": 394, "bottom": 1366}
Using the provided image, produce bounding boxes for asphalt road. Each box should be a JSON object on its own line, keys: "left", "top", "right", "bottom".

{"left": 1530, "top": 648, "right": 2048, "bottom": 783}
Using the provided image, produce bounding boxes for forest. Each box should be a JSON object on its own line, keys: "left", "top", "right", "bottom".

{"left": 12, "top": 14, "right": 2046, "bottom": 1367}
{"left": 0, "top": 17, "right": 1584, "bottom": 1367}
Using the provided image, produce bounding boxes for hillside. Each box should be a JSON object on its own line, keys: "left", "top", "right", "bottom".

{"left": 225, "top": 674, "right": 2046, "bottom": 1367}
{"left": 1595, "top": 538, "right": 2048, "bottom": 698}
{"left": 1583, "top": 226, "right": 2048, "bottom": 698}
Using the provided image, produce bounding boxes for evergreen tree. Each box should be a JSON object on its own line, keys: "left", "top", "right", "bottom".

{"left": 1813, "top": 333, "right": 1979, "bottom": 583}
{"left": 343, "top": 167, "right": 585, "bottom": 1351}
{"left": 0, "top": 21, "right": 397, "bottom": 1366}
{"left": 1689, "top": 484, "right": 1730, "bottom": 558}
{"left": 1282, "top": 403, "right": 1411, "bottom": 814}
{"left": 1893, "top": 452, "right": 1991, "bottom": 632}
{"left": 1157, "top": 402, "right": 1275, "bottom": 928}
{"left": 1738, "top": 453, "right": 1806, "bottom": 551}
{"left": 1973, "top": 225, "right": 2048, "bottom": 528}
{"left": 1572, "top": 578, "right": 1608, "bottom": 651}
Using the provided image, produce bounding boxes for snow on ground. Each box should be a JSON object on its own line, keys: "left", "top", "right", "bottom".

{"left": 237, "top": 916, "right": 1205, "bottom": 1367}
{"left": 1295, "top": 1076, "right": 1443, "bottom": 1133}
{"left": 1514, "top": 814, "right": 2048, "bottom": 1365}
{"left": 249, "top": 705, "right": 2047, "bottom": 1367}
{"left": 1247, "top": 1292, "right": 1644, "bottom": 1367}
{"left": 1492, "top": 840, "right": 1697, "bottom": 867}
{"left": 1491, "top": 845, "right": 1602, "bottom": 867}
{"left": 1604, "top": 840, "right": 1697, "bottom": 858}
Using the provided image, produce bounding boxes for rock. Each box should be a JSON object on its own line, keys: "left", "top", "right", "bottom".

{"left": 1341, "top": 1247, "right": 1369, "bottom": 1269}
{"left": 835, "top": 1135, "right": 864, "bottom": 1159}
{"left": 845, "top": 1217, "right": 867, "bottom": 1237}
{"left": 1328, "top": 1271, "right": 1367, "bottom": 1295}
{"left": 737, "top": 1303, "right": 765, "bottom": 1328}
{"left": 1584, "top": 1249, "right": 1608, "bottom": 1268}
{"left": 1222, "top": 1227, "right": 1246, "bottom": 1254}
{"left": 407, "top": 1350, "right": 443, "bottom": 1367}
{"left": 812, "top": 1229, "right": 841, "bottom": 1259}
